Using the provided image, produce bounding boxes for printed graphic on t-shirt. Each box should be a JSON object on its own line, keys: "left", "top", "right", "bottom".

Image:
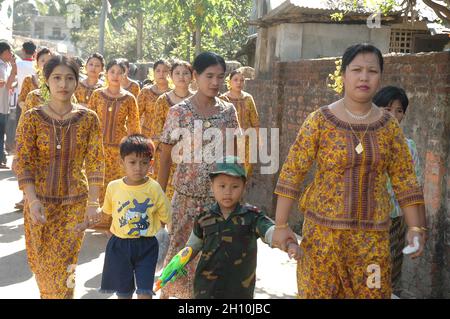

{"left": 117, "top": 198, "right": 154, "bottom": 237}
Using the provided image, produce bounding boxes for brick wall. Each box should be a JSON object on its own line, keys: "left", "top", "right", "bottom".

{"left": 245, "top": 51, "right": 450, "bottom": 298}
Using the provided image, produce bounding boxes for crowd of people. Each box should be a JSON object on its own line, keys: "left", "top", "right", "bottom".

{"left": 0, "top": 39, "right": 427, "bottom": 299}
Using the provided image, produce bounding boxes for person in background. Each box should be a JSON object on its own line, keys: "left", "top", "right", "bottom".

{"left": 0, "top": 41, "right": 17, "bottom": 169}
{"left": 220, "top": 68, "right": 260, "bottom": 179}
{"left": 88, "top": 59, "right": 141, "bottom": 231}
{"left": 373, "top": 85, "right": 426, "bottom": 296}
{"left": 138, "top": 59, "right": 171, "bottom": 142}
{"left": 151, "top": 60, "right": 194, "bottom": 199}
{"left": 119, "top": 58, "right": 140, "bottom": 98}
{"left": 74, "top": 53, "right": 104, "bottom": 107}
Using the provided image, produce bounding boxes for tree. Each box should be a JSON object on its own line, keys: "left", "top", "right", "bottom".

{"left": 328, "top": 0, "right": 449, "bottom": 25}
{"left": 422, "top": 0, "right": 450, "bottom": 23}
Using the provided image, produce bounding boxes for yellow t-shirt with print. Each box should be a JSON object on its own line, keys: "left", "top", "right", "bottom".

{"left": 102, "top": 178, "right": 171, "bottom": 239}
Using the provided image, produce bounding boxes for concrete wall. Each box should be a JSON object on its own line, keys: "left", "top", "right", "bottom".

{"left": 245, "top": 51, "right": 450, "bottom": 298}
{"left": 301, "top": 23, "right": 391, "bottom": 59}
{"left": 255, "top": 22, "right": 391, "bottom": 75}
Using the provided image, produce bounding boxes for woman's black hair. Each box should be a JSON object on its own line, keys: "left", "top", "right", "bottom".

{"left": 106, "top": 59, "right": 126, "bottom": 73}
{"left": 120, "top": 134, "right": 155, "bottom": 160}
{"left": 373, "top": 86, "right": 409, "bottom": 112}
{"left": 170, "top": 59, "right": 193, "bottom": 76}
{"left": 36, "top": 47, "right": 51, "bottom": 62}
{"left": 193, "top": 52, "right": 226, "bottom": 74}
{"left": 118, "top": 58, "right": 130, "bottom": 70}
{"left": 43, "top": 55, "right": 80, "bottom": 85}
{"left": 341, "top": 43, "right": 384, "bottom": 74}
{"left": 86, "top": 52, "right": 105, "bottom": 68}
{"left": 153, "top": 59, "right": 171, "bottom": 71}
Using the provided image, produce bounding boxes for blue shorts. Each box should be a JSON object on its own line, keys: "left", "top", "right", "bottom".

{"left": 100, "top": 235, "right": 158, "bottom": 298}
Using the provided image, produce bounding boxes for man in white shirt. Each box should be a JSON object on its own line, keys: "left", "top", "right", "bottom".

{"left": 16, "top": 41, "right": 36, "bottom": 96}
{"left": 5, "top": 41, "right": 36, "bottom": 155}
{"left": 0, "top": 41, "right": 17, "bottom": 169}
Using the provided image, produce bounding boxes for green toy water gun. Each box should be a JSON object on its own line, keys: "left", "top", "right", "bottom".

{"left": 154, "top": 247, "right": 193, "bottom": 292}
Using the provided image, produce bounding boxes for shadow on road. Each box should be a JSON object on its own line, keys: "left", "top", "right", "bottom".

{"left": 0, "top": 224, "right": 24, "bottom": 244}
{"left": 0, "top": 249, "right": 33, "bottom": 287}
{"left": 78, "top": 231, "right": 108, "bottom": 266}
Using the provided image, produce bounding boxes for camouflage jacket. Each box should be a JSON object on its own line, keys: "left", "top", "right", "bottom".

{"left": 189, "top": 202, "right": 274, "bottom": 299}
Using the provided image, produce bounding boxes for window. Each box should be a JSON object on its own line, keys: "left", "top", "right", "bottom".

{"left": 52, "top": 27, "right": 62, "bottom": 39}
{"left": 389, "top": 29, "right": 428, "bottom": 53}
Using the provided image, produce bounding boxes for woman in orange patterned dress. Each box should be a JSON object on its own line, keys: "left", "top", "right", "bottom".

{"left": 119, "top": 58, "right": 140, "bottom": 98}
{"left": 88, "top": 59, "right": 141, "bottom": 230}
{"left": 272, "top": 44, "right": 427, "bottom": 299}
{"left": 138, "top": 59, "right": 171, "bottom": 142}
{"left": 74, "top": 53, "right": 105, "bottom": 107}
{"left": 17, "top": 48, "right": 52, "bottom": 117}
{"left": 152, "top": 60, "right": 194, "bottom": 200}
{"left": 15, "top": 55, "right": 105, "bottom": 299}
{"left": 14, "top": 48, "right": 53, "bottom": 210}
{"left": 220, "top": 68, "right": 260, "bottom": 178}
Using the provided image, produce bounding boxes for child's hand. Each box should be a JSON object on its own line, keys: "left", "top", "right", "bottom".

{"left": 73, "top": 220, "right": 89, "bottom": 233}
{"left": 286, "top": 241, "right": 302, "bottom": 261}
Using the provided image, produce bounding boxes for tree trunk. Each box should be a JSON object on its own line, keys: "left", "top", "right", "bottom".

{"left": 99, "top": 0, "right": 108, "bottom": 55}
{"left": 136, "top": 11, "right": 144, "bottom": 60}
{"left": 195, "top": 23, "right": 201, "bottom": 56}
{"left": 186, "top": 33, "right": 191, "bottom": 62}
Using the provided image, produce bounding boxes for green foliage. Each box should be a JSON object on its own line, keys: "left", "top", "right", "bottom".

{"left": 72, "top": 0, "right": 252, "bottom": 63}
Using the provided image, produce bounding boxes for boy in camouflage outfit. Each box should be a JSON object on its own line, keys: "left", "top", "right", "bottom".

{"left": 185, "top": 156, "right": 301, "bottom": 299}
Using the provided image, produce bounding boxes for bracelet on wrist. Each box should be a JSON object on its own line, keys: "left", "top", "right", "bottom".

{"left": 28, "top": 199, "right": 40, "bottom": 208}
{"left": 275, "top": 223, "right": 289, "bottom": 230}
{"left": 409, "top": 226, "right": 426, "bottom": 234}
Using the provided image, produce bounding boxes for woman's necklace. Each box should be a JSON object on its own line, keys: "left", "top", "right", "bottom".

{"left": 343, "top": 100, "right": 373, "bottom": 121}
{"left": 348, "top": 123, "right": 370, "bottom": 154}
{"left": 173, "top": 89, "right": 191, "bottom": 99}
{"left": 52, "top": 117, "right": 72, "bottom": 150}
{"left": 192, "top": 95, "right": 217, "bottom": 128}
{"left": 47, "top": 103, "right": 73, "bottom": 121}
{"left": 106, "top": 88, "right": 120, "bottom": 112}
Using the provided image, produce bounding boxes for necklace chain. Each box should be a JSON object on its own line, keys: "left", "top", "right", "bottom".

{"left": 52, "top": 117, "right": 72, "bottom": 150}
{"left": 173, "top": 89, "right": 191, "bottom": 99}
{"left": 343, "top": 100, "right": 373, "bottom": 121}
{"left": 47, "top": 103, "right": 73, "bottom": 121}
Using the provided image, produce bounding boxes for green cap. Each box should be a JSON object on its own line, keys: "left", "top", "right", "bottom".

{"left": 209, "top": 156, "right": 247, "bottom": 179}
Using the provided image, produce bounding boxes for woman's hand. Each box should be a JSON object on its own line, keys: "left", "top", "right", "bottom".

{"left": 272, "top": 226, "right": 298, "bottom": 252}
{"left": 406, "top": 228, "right": 425, "bottom": 259}
{"left": 29, "top": 199, "right": 46, "bottom": 225}
{"left": 73, "top": 206, "right": 101, "bottom": 233}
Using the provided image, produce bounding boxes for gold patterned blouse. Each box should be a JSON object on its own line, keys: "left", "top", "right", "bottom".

{"left": 152, "top": 93, "right": 176, "bottom": 144}
{"left": 15, "top": 106, "right": 105, "bottom": 205}
{"left": 74, "top": 80, "right": 104, "bottom": 106}
{"left": 138, "top": 85, "right": 168, "bottom": 139}
{"left": 23, "top": 89, "right": 43, "bottom": 113}
{"left": 124, "top": 80, "right": 141, "bottom": 98}
{"left": 88, "top": 89, "right": 141, "bottom": 146}
{"left": 219, "top": 91, "right": 260, "bottom": 130}
{"left": 274, "top": 106, "right": 424, "bottom": 231}
{"left": 18, "top": 75, "right": 39, "bottom": 105}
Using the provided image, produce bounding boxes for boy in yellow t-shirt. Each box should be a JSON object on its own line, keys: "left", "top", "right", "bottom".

{"left": 96, "top": 134, "right": 171, "bottom": 299}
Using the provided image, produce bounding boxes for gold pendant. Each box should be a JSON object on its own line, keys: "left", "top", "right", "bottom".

{"left": 204, "top": 121, "right": 211, "bottom": 128}
{"left": 56, "top": 144, "right": 61, "bottom": 150}
{"left": 355, "top": 143, "right": 363, "bottom": 154}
